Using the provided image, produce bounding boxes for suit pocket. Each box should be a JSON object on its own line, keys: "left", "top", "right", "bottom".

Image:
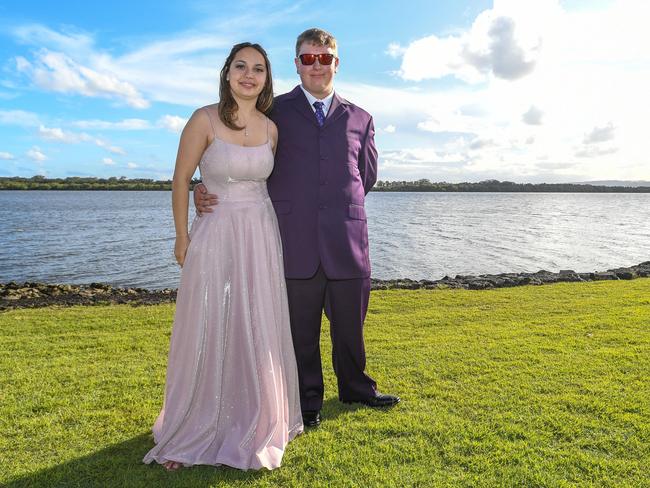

{"left": 272, "top": 200, "right": 292, "bottom": 215}
{"left": 348, "top": 203, "right": 366, "bottom": 221}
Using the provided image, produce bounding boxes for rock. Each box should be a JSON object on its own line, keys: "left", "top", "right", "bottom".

{"left": 614, "top": 270, "right": 636, "bottom": 280}
{"left": 593, "top": 272, "right": 618, "bottom": 281}
{"left": 467, "top": 280, "right": 491, "bottom": 290}
{"left": 2, "top": 261, "right": 649, "bottom": 310}
{"left": 556, "top": 272, "right": 583, "bottom": 283}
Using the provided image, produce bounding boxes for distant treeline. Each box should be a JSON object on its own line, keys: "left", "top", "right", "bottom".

{"left": 1, "top": 176, "right": 649, "bottom": 192}
{"left": 374, "top": 179, "right": 650, "bottom": 193}
{"left": 0, "top": 176, "right": 197, "bottom": 191}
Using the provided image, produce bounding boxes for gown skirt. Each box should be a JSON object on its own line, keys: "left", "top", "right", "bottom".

{"left": 143, "top": 131, "right": 303, "bottom": 470}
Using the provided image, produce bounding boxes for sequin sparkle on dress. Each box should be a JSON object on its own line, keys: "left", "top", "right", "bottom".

{"left": 143, "top": 106, "right": 303, "bottom": 470}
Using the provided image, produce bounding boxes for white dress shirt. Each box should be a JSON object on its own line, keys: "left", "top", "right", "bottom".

{"left": 300, "top": 85, "right": 335, "bottom": 116}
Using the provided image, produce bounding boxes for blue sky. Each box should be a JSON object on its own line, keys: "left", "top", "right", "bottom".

{"left": 1, "top": 0, "right": 648, "bottom": 182}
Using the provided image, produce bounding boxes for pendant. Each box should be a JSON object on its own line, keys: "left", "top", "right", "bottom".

{"left": 244, "top": 127, "right": 248, "bottom": 137}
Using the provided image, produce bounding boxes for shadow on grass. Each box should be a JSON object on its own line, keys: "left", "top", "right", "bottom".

{"left": 5, "top": 399, "right": 371, "bottom": 487}
{"left": 321, "top": 396, "right": 366, "bottom": 421}
{"left": 4, "top": 433, "right": 271, "bottom": 488}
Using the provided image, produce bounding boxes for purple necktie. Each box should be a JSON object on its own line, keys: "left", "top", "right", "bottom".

{"left": 313, "top": 101, "right": 326, "bottom": 127}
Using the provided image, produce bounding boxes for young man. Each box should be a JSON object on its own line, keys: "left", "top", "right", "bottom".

{"left": 195, "top": 28, "right": 399, "bottom": 427}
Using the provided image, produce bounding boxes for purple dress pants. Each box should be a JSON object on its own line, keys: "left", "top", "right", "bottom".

{"left": 286, "top": 265, "right": 377, "bottom": 412}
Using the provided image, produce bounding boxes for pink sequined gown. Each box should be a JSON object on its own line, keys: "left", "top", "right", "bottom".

{"left": 143, "top": 110, "right": 303, "bottom": 470}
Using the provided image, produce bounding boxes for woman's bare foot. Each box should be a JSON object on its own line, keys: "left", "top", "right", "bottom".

{"left": 163, "top": 461, "right": 182, "bottom": 471}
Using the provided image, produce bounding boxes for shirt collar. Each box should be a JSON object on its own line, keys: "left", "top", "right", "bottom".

{"left": 300, "top": 85, "right": 335, "bottom": 115}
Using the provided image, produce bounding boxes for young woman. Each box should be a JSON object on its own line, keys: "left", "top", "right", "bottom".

{"left": 143, "top": 42, "right": 303, "bottom": 471}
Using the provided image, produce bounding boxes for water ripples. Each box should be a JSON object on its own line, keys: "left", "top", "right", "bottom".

{"left": 367, "top": 192, "right": 650, "bottom": 279}
{"left": 0, "top": 191, "right": 648, "bottom": 288}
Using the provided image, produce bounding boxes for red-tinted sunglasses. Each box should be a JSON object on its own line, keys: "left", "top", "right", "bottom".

{"left": 298, "top": 53, "right": 337, "bottom": 66}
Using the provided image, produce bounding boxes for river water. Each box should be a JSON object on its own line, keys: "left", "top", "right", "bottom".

{"left": 1, "top": 191, "right": 648, "bottom": 289}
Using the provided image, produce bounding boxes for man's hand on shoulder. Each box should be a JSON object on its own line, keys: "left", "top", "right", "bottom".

{"left": 193, "top": 182, "right": 219, "bottom": 216}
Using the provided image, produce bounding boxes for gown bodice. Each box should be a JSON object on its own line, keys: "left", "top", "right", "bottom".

{"left": 199, "top": 136, "right": 274, "bottom": 203}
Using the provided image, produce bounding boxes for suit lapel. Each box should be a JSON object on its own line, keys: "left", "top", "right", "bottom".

{"left": 322, "top": 92, "right": 349, "bottom": 129}
{"left": 287, "top": 86, "right": 350, "bottom": 128}
{"left": 288, "top": 86, "right": 319, "bottom": 127}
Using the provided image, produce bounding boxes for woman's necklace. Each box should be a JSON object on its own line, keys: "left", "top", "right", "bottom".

{"left": 238, "top": 113, "right": 251, "bottom": 137}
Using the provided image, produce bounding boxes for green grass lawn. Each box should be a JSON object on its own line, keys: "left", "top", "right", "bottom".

{"left": 1, "top": 280, "right": 649, "bottom": 487}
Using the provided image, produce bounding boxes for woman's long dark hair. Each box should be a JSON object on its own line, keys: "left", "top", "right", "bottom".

{"left": 218, "top": 42, "right": 274, "bottom": 131}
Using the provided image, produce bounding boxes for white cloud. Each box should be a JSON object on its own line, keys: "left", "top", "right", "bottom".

{"left": 572, "top": 122, "right": 618, "bottom": 159}
{"left": 127, "top": 162, "right": 138, "bottom": 169}
{"left": 38, "top": 125, "right": 80, "bottom": 143}
{"left": 575, "top": 146, "right": 618, "bottom": 158}
{"left": 383, "top": 124, "right": 396, "bottom": 133}
{"left": 73, "top": 118, "right": 151, "bottom": 130}
{"left": 369, "top": 0, "right": 650, "bottom": 181}
{"left": 10, "top": 25, "right": 231, "bottom": 108}
{"left": 38, "top": 125, "right": 126, "bottom": 155}
{"left": 385, "top": 43, "right": 406, "bottom": 59}
{"left": 12, "top": 24, "right": 95, "bottom": 54}
{"left": 583, "top": 122, "right": 615, "bottom": 144}
{"left": 8, "top": 6, "right": 309, "bottom": 110}
{"left": 522, "top": 105, "right": 543, "bottom": 125}
{"left": 382, "top": 146, "right": 467, "bottom": 166}
{"left": 0, "top": 91, "right": 20, "bottom": 100}
{"left": 469, "top": 137, "right": 496, "bottom": 150}
{"left": 394, "top": 1, "right": 557, "bottom": 83}
{"left": 378, "top": 144, "right": 473, "bottom": 181}
{"left": 6, "top": 3, "right": 649, "bottom": 182}
{"left": 27, "top": 147, "right": 47, "bottom": 161}
{"left": 95, "top": 139, "right": 126, "bottom": 155}
{"left": 15, "top": 56, "right": 32, "bottom": 72}
{"left": 0, "top": 109, "right": 40, "bottom": 127}
{"left": 157, "top": 115, "right": 187, "bottom": 133}
{"left": 16, "top": 49, "right": 149, "bottom": 108}
{"left": 102, "top": 157, "right": 115, "bottom": 165}
{"left": 0, "top": 152, "right": 15, "bottom": 160}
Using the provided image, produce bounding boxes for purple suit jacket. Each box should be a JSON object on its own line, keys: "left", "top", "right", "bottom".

{"left": 268, "top": 86, "right": 378, "bottom": 280}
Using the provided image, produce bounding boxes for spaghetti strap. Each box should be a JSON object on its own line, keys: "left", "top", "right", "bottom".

{"left": 203, "top": 107, "right": 217, "bottom": 139}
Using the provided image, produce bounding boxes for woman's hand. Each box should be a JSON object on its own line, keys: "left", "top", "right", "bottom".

{"left": 174, "top": 234, "right": 191, "bottom": 267}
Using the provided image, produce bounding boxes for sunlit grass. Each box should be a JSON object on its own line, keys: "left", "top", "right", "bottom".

{"left": 1, "top": 280, "right": 649, "bottom": 487}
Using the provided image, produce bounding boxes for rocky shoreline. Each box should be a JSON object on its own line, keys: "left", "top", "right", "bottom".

{"left": 1, "top": 261, "right": 649, "bottom": 310}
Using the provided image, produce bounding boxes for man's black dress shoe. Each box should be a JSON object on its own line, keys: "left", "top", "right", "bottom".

{"left": 343, "top": 393, "right": 400, "bottom": 408}
{"left": 302, "top": 410, "right": 321, "bottom": 427}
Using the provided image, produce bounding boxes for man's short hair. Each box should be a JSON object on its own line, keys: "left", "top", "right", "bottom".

{"left": 295, "top": 28, "right": 338, "bottom": 56}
